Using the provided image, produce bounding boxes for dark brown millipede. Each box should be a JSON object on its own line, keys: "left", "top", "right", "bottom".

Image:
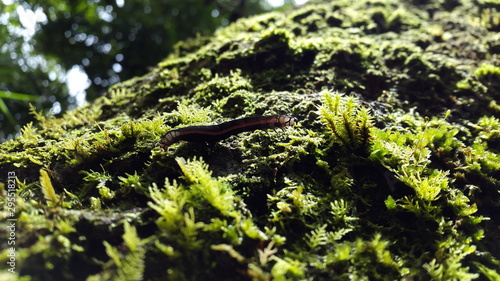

{"left": 159, "top": 115, "right": 295, "bottom": 149}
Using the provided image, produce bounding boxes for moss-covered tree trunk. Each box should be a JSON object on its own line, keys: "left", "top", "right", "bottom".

{"left": 1, "top": 0, "right": 499, "bottom": 280}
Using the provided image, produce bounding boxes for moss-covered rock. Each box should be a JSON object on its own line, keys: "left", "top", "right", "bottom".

{"left": 1, "top": 0, "right": 499, "bottom": 280}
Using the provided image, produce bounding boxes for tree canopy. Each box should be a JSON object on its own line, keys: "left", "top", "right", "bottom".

{"left": 0, "top": 0, "right": 283, "bottom": 140}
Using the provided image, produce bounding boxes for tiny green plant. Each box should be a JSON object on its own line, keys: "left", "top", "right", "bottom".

{"left": 319, "top": 90, "right": 373, "bottom": 154}
{"left": 39, "top": 168, "right": 60, "bottom": 207}
{"left": 87, "top": 221, "right": 146, "bottom": 281}
{"left": 0, "top": 91, "right": 40, "bottom": 127}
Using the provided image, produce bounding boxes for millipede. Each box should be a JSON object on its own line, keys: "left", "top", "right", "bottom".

{"left": 159, "top": 115, "right": 295, "bottom": 149}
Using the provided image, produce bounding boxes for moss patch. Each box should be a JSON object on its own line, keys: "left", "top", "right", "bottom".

{"left": 1, "top": 0, "right": 499, "bottom": 280}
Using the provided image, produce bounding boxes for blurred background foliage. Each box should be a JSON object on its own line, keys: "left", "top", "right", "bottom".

{"left": 0, "top": 0, "right": 299, "bottom": 141}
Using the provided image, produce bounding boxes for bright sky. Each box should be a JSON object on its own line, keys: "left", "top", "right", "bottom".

{"left": 269, "top": 0, "right": 309, "bottom": 7}
{"left": 6, "top": 1, "right": 98, "bottom": 114}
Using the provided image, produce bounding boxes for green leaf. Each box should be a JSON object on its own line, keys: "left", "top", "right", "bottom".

{"left": 0, "top": 98, "right": 16, "bottom": 125}
{"left": 0, "top": 91, "right": 40, "bottom": 101}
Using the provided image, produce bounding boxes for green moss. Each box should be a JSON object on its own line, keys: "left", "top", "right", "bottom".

{"left": 39, "top": 168, "right": 60, "bottom": 207}
{"left": 474, "top": 63, "right": 500, "bottom": 79}
{"left": 192, "top": 70, "right": 253, "bottom": 107}
{"left": 479, "top": 7, "right": 500, "bottom": 31}
{"left": 319, "top": 90, "right": 373, "bottom": 153}
{"left": 474, "top": 63, "right": 500, "bottom": 96}
{"left": 87, "top": 222, "right": 145, "bottom": 281}
{"left": 1, "top": 0, "right": 500, "bottom": 280}
{"left": 474, "top": 262, "right": 500, "bottom": 281}
{"left": 82, "top": 170, "right": 115, "bottom": 201}
{"left": 118, "top": 172, "right": 146, "bottom": 194}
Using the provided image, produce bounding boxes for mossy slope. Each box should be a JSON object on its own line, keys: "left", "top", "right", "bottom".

{"left": 1, "top": 0, "right": 499, "bottom": 280}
